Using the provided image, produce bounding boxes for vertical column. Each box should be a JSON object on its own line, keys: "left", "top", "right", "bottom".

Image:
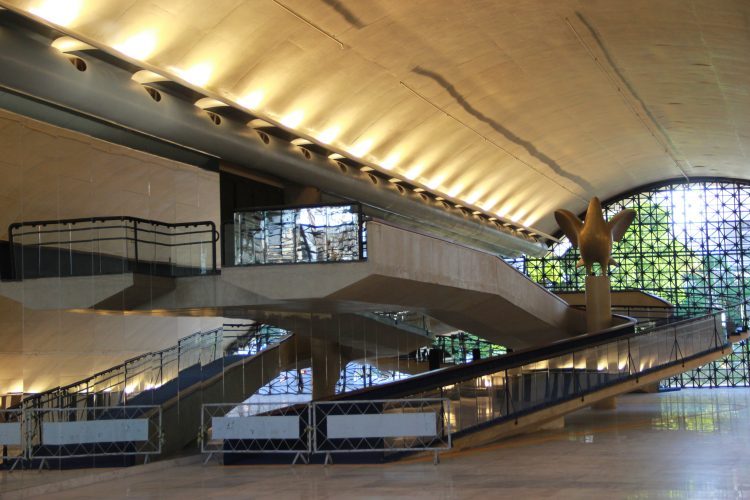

{"left": 311, "top": 338, "right": 347, "bottom": 400}
{"left": 585, "top": 275, "right": 612, "bottom": 332}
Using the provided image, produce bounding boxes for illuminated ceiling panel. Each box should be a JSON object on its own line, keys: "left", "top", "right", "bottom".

{"left": 4, "top": 0, "right": 749, "bottom": 233}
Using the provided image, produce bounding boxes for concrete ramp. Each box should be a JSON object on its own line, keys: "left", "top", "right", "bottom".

{"left": 2, "top": 221, "right": 588, "bottom": 349}
{"left": 155, "top": 222, "right": 586, "bottom": 349}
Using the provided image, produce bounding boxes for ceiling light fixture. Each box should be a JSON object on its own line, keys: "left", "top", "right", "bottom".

{"left": 51, "top": 36, "right": 93, "bottom": 52}
{"left": 351, "top": 139, "right": 373, "bottom": 158}
{"left": 281, "top": 110, "right": 305, "bottom": 128}
{"left": 238, "top": 90, "right": 264, "bottom": 110}
{"left": 131, "top": 70, "right": 168, "bottom": 84}
{"left": 170, "top": 63, "right": 213, "bottom": 87}
{"left": 114, "top": 30, "right": 157, "bottom": 60}
{"left": 194, "top": 98, "right": 226, "bottom": 109}
{"left": 248, "top": 119, "right": 275, "bottom": 129}
{"left": 318, "top": 126, "right": 340, "bottom": 144}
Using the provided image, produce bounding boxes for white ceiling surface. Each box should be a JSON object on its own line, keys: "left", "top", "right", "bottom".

{"left": 7, "top": 0, "right": 749, "bottom": 234}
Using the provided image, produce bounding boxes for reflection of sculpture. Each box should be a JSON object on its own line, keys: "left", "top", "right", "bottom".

{"left": 555, "top": 197, "right": 636, "bottom": 276}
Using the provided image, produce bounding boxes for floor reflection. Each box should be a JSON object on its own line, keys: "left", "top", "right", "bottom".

{"left": 5, "top": 388, "right": 750, "bottom": 499}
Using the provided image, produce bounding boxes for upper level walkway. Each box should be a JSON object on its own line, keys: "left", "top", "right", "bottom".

{"left": 0, "top": 218, "right": 587, "bottom": 350}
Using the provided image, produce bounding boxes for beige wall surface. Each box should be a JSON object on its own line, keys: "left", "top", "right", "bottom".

{"left": 0, "top": 107, "right": 219, "bottom": 242}
{"left": 0, "top": 108, "right": 224, "bottom": 396}
{"left": 0, "top": 295, "right": 225, "bottom": 394}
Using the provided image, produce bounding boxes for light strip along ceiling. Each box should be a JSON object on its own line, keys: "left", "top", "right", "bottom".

{"left": 4, "top": 0, "right": 749, "bottom": 236}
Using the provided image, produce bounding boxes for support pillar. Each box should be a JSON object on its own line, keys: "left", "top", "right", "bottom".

{"left": 311, "top": 339, "right": 347, "bottom": 400}
{"left": 585, "top": 275, "right": 612, "bottom": 332}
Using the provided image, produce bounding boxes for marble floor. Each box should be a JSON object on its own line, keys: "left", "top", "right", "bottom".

{"left": 4, "top": 388, "right": 750, "bottom": 499}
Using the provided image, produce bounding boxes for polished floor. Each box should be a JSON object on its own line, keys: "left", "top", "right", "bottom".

{"left": 4, "top": 388, "right": 750, "bottom": 499}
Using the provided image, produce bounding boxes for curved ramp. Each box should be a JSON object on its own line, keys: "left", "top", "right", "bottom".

{"left": 186, "top": 222, "right": 587, "bottom": 349}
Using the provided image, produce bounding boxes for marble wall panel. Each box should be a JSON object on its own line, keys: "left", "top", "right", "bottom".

{"left": 0, "top": 107, "right": 224, "bottom": 397}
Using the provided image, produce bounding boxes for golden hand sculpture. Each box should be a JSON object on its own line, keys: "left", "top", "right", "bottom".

{"left": 554, "top": 197, "right": 636, "bottom": 276}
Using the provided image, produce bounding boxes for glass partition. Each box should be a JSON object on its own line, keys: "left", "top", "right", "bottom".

{"left": 333, "top": 306, "right": 739, "bottom": 441}
{"left": 8, "top": 216, "right": 218, "bottom": 279}
{"left": 233, "top": 203, "right": 365, "bottom": 265}
{"left": 410, "top": 311, "right": 729, "bottom": 438}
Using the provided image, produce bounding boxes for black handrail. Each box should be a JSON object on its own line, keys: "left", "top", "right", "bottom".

{"left": 20, "top": 326, "right": 221, "bottom": 408}
{"left": 19, "top": 323, "right": 286, "bottom": 410}
{"left": 7, "top": 215, "right": 219, "bottom": 280}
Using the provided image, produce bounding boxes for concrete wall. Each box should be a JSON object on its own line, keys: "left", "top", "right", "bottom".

{"left": 0, "top": 295, "right": 224, "bottom": 394}
{"left": 0, "top": 107, "right": 225, "bottom": 396}
{"left": 0, "top": 107, "right": 219, "bottom": 244}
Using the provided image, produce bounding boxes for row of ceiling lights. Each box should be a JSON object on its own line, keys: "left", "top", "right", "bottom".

{"left": 44, "top": 27, "right": 554, "bottom": 245}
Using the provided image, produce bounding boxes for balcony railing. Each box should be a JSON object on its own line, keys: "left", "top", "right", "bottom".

{"left": 7, "top": 216, "right": 218, "bottom": 279}
{"left": 20, "top": 323, "right": 288, "bottom": 412}
{"left": 334, "top": 303, "right": 747, "bottom": 440}
{"left": 233, "top": 203, "right": 366, "bottom": 265}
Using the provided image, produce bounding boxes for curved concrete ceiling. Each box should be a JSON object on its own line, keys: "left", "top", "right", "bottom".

{"left": 2, "top": 0, "right": 748, "bottom": 234}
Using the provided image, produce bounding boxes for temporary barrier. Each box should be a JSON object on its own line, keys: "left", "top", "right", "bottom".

{"left": 200, "top": 399, "right": 451, "bottom": 465}
{"left": 312, "top": 399, "right": 451, "bottom": 464}
{"left": 24, "top": 406, "right": 161, "bottom": 468}
{"left": 0, "top": 409, "right": 24, "bottom": 471}
{"left": 200, "top": 403, "right": 312, "bottom": 464}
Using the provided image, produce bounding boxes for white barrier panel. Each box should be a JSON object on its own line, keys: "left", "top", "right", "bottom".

{"left": 211, "top": 416, "right": 299, "bottom": 440}
{"left": 0, "top": 422, "right": 22, "bottom": 446}
{"left": 42, "top": 419, "right": 149, "bottom": 445}
{"left": 327, "top": 413, "right": 437, "bottom": 439}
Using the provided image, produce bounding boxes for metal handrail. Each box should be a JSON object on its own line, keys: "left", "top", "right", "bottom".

{"left": 331, "top": 302, "right": 746, "bottom": 402}
{"left": 18, "top": 323, "right": 285, "bottom": 411}
{"left": 7, "top": 215, "right": 219, "bottom": 280}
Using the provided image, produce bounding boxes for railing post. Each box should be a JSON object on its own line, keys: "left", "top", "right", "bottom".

{"left": 8, "top": 224, "right": 16, "bottom": 280}
{"left": 133, "top": 220, "right": 139, "bottom": 269}
{"left": 210, "top": 222, "right": 217, "bottom": 273}
{"left": 68, "top": 223, "right": 73, "bottom": 277}
{"left": 123, "top": 364, "right": 128, "bottom": 406}
{"left": 357, "top": 204, "right": 365, "bottom": 260}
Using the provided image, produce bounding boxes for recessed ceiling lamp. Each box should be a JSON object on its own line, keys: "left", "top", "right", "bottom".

{"left": 238, "top": 90, "right": 264, "bottom": 110}
{"left": 114, "top": 30, "right": 157, "bottom": 60}
{"left": 248, "top": 119, "right": 275, "bottom": 129}
{"left": 51, "top": 36, "right": 93, "bottom": 52}
{"left": 360, "top": 166, "right": 374, "bottom": 172}
{"left": 291, "top": 138, "right": 312, "bottom": 146}
{"left": 382, "top": 153, "right": 400, "bottom": 170}
{"left": 170, "top": 63, "right": 213, "bottom": 87}
{"left": 194, "top": 98, "right": 227, "bottom": 109}
{"left": 318, "top": 126, "right": 340, "bottom": 144}
{"left": 351, "top": 139, "right": 373, "bottom": 158}
{"left": 413, "top": 188, "right": 425, "bottom": 193}
{"left": 281, "top": 110, "right": 304, "bottom": 128}
{"left": 131, "top": 70, "right": 168, "bottom": 84}
{"left": 328, "top": 153, "right": 345, "bottom": 160}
